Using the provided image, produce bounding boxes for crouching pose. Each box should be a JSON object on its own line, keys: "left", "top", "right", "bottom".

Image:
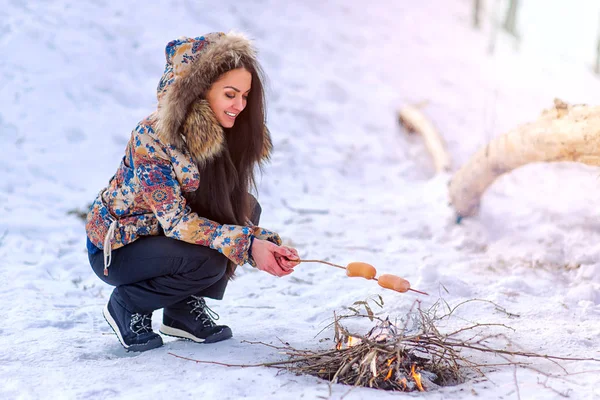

{"left": 86, "top": 32, "right": 299, "bottom": 352}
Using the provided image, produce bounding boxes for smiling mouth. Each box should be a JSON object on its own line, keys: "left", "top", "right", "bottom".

{"left": 225, "top": 111, "right": 237, "bottom": 117}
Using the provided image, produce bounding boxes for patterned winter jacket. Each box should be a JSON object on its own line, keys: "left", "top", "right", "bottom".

{"left": 85, "top": 32, "right": 281, "bottom": 274}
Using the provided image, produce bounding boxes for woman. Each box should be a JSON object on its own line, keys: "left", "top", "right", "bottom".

{"left": 86, "top": 32, "right": 299, "bottom": 352}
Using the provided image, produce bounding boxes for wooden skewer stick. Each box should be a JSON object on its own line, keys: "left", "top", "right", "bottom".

{"left": 299, "top": 259, "right": 346, "bottom": 270}
{"left": 298, "top": 259, "right": 429, "bottom": 296}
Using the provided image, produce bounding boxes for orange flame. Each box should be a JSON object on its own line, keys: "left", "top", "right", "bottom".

{"left": 336, "top": 336, "right": 361, "bottom": 350}
{"left": 410, "top": 364, "right": 425, "bottom": 392}
{"left": 384, "top": 368, "right": 393, "bottom": 381}
{"left": 399, "top": 377, "right": 408, "bottom": 389}
{"left": 382, "top": 356, "right": 396, "bottom": 381}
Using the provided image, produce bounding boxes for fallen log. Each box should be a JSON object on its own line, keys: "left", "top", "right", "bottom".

{"left": 398, "top": 105, "right": 452, "bottom": 173}
{"left": 449, "top": 99, "right": 600, "bottom": 218}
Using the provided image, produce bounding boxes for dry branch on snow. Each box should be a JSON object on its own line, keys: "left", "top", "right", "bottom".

{"left": 398, "top": 104, "right": 452, "bottom": 174}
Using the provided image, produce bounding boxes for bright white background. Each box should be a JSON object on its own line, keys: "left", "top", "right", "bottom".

{"left": 1, "top": 0, "right": 600, "bottom": 399}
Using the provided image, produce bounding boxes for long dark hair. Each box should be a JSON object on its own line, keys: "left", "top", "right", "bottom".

{"left": 185, "top": 58, "right": 268, "bottom": 278}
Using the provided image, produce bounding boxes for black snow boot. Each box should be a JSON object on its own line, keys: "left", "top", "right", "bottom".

{"left": 103, "top": 288, "right": 163, "bottom": 352}
{"left": 160, "top": 296, "right": 232, "bottom": 343}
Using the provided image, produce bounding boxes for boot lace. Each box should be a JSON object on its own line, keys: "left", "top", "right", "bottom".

{"left": 188, "top": 296, "right": 220, "bottom": 328}
{"left": 130, "top": 313, "right": 152, "bottom": 334}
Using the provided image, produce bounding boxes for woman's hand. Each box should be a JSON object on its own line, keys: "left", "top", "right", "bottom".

{"left": 251, "top": 238, "right": 298, "bottom": 277}
{"left": 275, "top": 245, "right": 300, "bottom": 270}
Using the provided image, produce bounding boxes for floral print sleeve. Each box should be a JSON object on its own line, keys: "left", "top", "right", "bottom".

{"left": 252, "top": 226, "right": 281, "bottom": 246}
{"left": 132, "top": 124, "right": 253, "bottom": 265}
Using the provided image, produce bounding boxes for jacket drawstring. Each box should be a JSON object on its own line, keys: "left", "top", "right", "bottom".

{"left": 103, "top": 220, "right": 117, "bottom": 276}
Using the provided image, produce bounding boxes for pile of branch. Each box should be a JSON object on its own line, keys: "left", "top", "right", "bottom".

{"left": 284, "top": 300, "right": 492, "bottom": 392}
{"left": 291, "top": 316, "right": 458, "bottom": 391}
{"left": 283, "top": 299, "right": 600, "bottom": 393}
{"left": 169, "top": 298, "right": 600, "bottom": 394}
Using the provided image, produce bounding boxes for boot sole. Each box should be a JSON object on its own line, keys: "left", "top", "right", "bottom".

{"left": 159, "top": 324, "right": 233, "bottom": 344}
{"left": 103, "top": 304, "right": 163, "bottom": 352}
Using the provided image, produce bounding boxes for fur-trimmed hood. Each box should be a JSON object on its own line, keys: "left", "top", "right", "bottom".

{"left": 155, "top": 32, "right": 272, "bottom": 165}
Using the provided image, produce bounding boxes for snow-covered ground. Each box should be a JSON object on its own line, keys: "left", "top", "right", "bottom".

{"left": 2, "top": 0, "right": 600, "bottom": 399}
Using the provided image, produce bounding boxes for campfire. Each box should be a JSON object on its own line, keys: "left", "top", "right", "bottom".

{"left": 329, "top": 331, "right": 430, "bottom": 392}
{"left": 292, "top": 314, "right": 461, "bottom": 392}
{"left": 169, "top": 297, "right": 600, "bottom": 396}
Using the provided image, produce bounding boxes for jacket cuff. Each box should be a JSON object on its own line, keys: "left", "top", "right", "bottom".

{"left": 247, "top": 235, "right": 257, "bottom": 268}
{"left": 252, "top": 226, "right": 282, "bottom": 246}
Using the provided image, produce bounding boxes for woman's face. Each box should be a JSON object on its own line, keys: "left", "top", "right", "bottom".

{"left": 206, "top": 68, "right": 252, "bottom": 128}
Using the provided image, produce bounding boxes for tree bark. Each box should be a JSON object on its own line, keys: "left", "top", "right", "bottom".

{"left": 449, "top": 100, "right": 600, "bottom": 217}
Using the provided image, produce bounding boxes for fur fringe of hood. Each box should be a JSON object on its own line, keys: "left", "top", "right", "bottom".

{"left": 155, "top": 32, "right": 272, "bottom": 165}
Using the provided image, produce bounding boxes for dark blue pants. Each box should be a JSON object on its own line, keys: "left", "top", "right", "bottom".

{"left": 89, "top": 199, "right": 261, "bottom": 313}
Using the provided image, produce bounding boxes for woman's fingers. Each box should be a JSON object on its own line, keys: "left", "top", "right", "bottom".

{"left": 278, "top": 258, "right": 298, "bottom": 269}
{"left": 272, "top": 245, "right": 293, "bottom": 259}
{"left": 274, "top": 245, "right": 300, "bottom": 271}
{"left": 288, "top": 248, "right": 299, "bottom": 259}
{"left": 254, "top": 240, "right": 299, "bottom": 276}
{"left": 262, "top": 251, "right": 292, "bottom": 276}
{"left": 267, "top": 260, "right": 293, "bottom": 276}
{"left": 279, "top": 245, "right": 299, "bottom": 260}
{"left": 275, "top": 254, "right": 299, "bottom": 270}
